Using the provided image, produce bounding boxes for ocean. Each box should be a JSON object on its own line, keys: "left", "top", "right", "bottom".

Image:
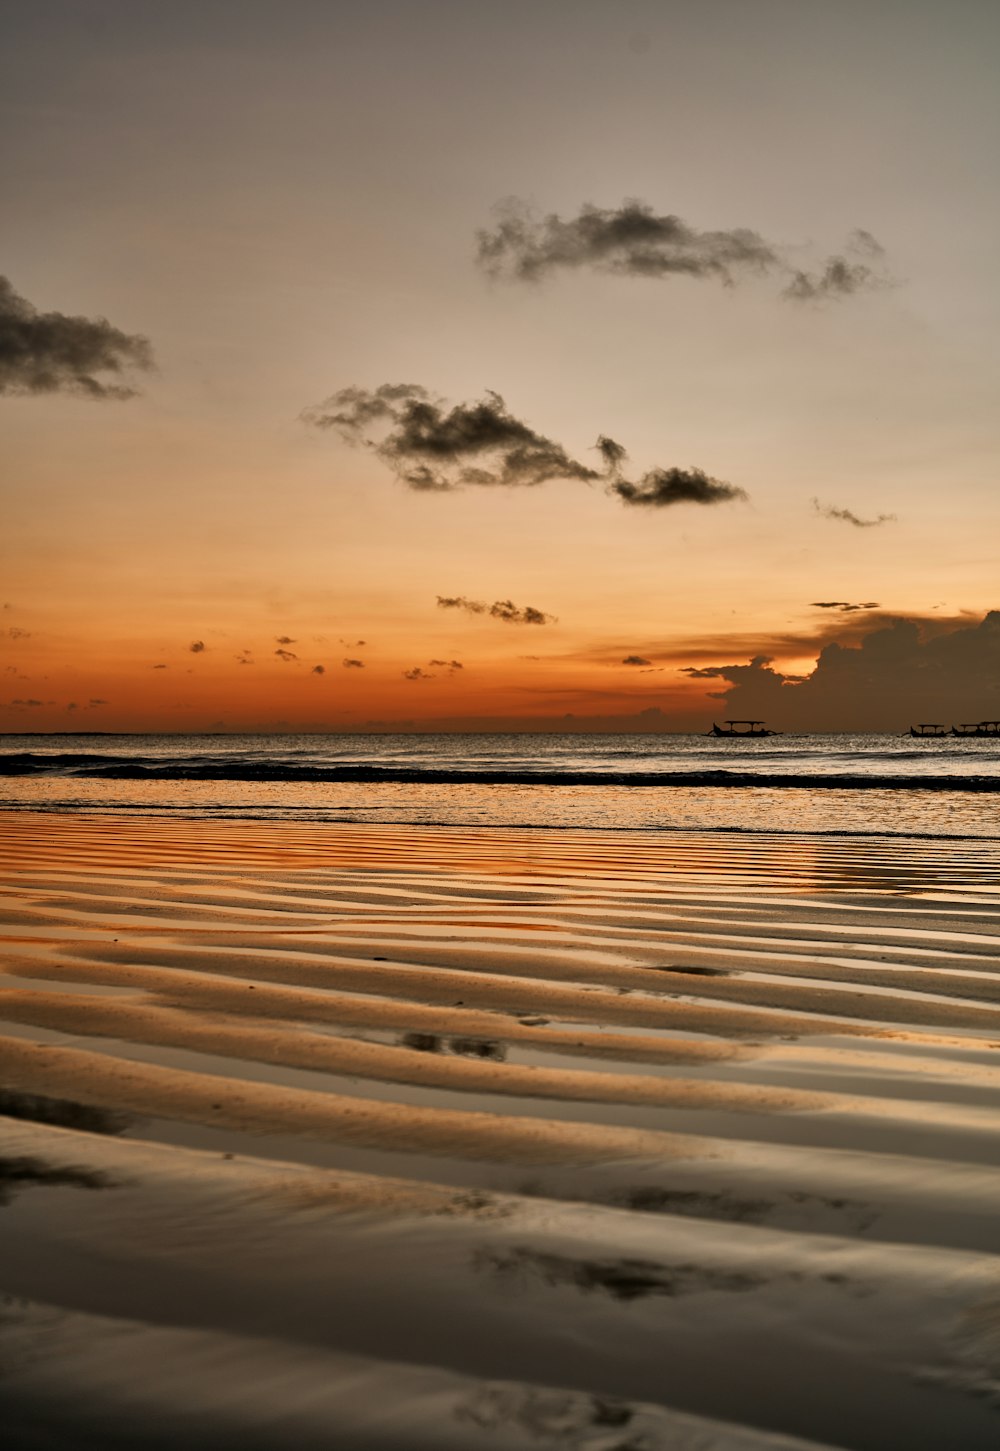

{"left": 2, "top": 731, "right": 998, "bottom": 836}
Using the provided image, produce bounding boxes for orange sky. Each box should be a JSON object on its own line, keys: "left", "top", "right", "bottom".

{"left": 3, "top": 2, "right": 999, "bottom": 733}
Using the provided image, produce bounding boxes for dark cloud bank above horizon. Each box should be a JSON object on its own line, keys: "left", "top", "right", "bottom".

{"left": 476, "top": 200, "right": 891, "bottom": 303}
{"left": 684, "top": 612, "right": 1000, "bottom": 731}
{"left": 302, "top": 384, "right": 744, "bottom": 508}
{"left": 0, "top": 277, "right": 153, "bottom": 399}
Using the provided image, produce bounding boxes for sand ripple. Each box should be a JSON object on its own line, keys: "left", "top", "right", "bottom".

{"left": 2, "top": 813, "right": 1000, "bottom": 1449}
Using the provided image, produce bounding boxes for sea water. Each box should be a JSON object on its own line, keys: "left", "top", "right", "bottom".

{"left": 1, "top": 732, "right": 998, "bottom": 838}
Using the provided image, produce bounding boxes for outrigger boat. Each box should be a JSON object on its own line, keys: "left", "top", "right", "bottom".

{"left": 951, "top": 721, "right": 1000, "bottom": 738}
{"left": 707, "top": 720, "right": 778, "bottom": 738}
{"left": 909, "top": 720, "right": 1000, "bottom": 738}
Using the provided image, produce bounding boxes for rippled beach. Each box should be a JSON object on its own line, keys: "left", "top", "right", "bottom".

{"left": 2, "top": 797, "right": 1000, "bottom": 1449}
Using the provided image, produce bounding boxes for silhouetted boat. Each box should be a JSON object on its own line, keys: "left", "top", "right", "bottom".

{"left": 908, "top": 723, "right": 948, "bottom": 738}
{"left": 707, "top": 720, "right": 778, "bottom": 738}
{"left": 951, "top": 721, "right": 1000, "bottom": 738}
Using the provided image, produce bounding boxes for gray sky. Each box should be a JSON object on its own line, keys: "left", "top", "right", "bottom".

{"left": 2, "top": 0, "right": 998, "bottom": 730}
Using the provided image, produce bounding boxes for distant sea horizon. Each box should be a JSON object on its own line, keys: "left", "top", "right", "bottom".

{"left": 2, "top": 731, "right": 998, "bottom": 838}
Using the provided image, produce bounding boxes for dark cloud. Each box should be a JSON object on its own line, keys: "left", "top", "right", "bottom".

{"left": 403, "top": 667, "right": 434, "bottom": 680}
{"left": 66, "top": 702, "right": 77, "bottom": 711}
{"left": 235, "top": 651, "right": 254, "bottom": 666}
{"left": 783, "top": 257, "right": 884, "bottom": 302}
{"left": 8, "top": 697, "right": 44, "bottom": 707}
{"left": 340, "top": 638, "right": 366, "bottom": 648}
{"left": 303, "top": 384, "right": 601, "bottom": 493}
{"left": 595, "top": 435, "right": 628, "bottom": 472}
{"left": 304, "top": 384, "right": 741, "bottom": 509}
{"left": 0, "top": 276, "right": 153, "bottom": 399}
{"left": 622, "top": 655, "right": 652, "bottom": 666}
{"left": 437, "top": 596, "right": 556, "bottom": 625}
{"left": 88, "top": 699, "right": 107, "bottom": 707}
{"left": 610, "top": 467, "right": 746, "bottom": 508}
{"left": 429, "top": 659, "right": 464, "bottom": 672}
{"left": 275, "top": 635, "right": 296, "bottom": 645}
{"left": 683, "top": 612, "right": 1000, "bottom": 731}
{"left": 274, "top": 648, "right": 298, "bottom": 662}
{"left": 476, "top": 202, "right": 890, "bottom": 302}
{"left": 477, "top": 200, "right": 779, "bottom": 284}
{"left": 813, "top": 499, "right": 897, "bottom": 528}
{"left": 342, "top": 658, "right": 365, "bottom": 669}
{"left": 151, "top": 663, "right": 167, "bottom": 669}
{"left": 626, "top": 610, "right": 973, "bottom": 666}
{"left": 598, "top": 431, "right": 744, "bottom": 511}
{"left": 785, "top": 231, "right": 890, "bottom": 301}
{"left": 189, "top": 640, "right": 206, "bottom": 653}
{"left": 811, "top": 601, "right": 881, "bottom": 612}
{"left": 311, "top": 664, "right": 325, "bottom": 675}
{"left": 3, "top": 627, "right": 30, "bottom": 640}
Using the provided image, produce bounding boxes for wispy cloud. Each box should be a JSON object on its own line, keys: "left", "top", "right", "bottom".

{"left": 811, "top": 601, "right": 881, "bottom": 612}
{"left": 813, "top": 499, "right": 897, "bottom": 528}
{"left": 437, "top": 596, "right": 556, "bottom": 625}
{"left": 476, "top": 202, "right": 891, "bottom": 303}
{"left": 304, "top": 384, "right": 744, "bottom": 510}
{"left": 0, "top": 276, "right": 153, "bottom": 398}
{"left": 303, "top": 384, "right": 601, "bottom": 493}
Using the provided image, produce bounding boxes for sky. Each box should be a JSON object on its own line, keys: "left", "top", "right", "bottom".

{"left": 3, "top": 0, "right": 999, "bottom": 733}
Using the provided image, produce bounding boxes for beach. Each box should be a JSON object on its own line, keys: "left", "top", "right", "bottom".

{"left": 2, "top": 808, "right": 999, "bottom": 1449}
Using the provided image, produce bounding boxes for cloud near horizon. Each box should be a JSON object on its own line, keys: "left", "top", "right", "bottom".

{"left": 0, "top": 276, "right": 153, "bottom": 399}
{"left": 811, "top": 601, "right": 881, "bottom": 612}
{"left": 437, "top": 596, "right": 555, "bottom": 625}
{"left": 303, "top": 384, "right": 743, "bottom": 509}
{"left": 682, "top": 611, "right": 1000, "bottom": 731}
{"left": 476, "top": 201, "right": 889, "bottom": 302}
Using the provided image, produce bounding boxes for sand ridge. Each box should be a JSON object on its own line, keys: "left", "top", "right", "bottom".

{"left": 2, "top": 812, "right": 1000, "bottom": 1449}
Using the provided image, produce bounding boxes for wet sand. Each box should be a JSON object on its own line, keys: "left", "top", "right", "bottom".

{"left": 1, "top": 812, "right": 1000, "bottom": 1449}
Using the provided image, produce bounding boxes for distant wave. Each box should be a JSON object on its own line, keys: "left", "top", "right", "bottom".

{"left": 2, "top": 752, "right": 999, "bottom": 791}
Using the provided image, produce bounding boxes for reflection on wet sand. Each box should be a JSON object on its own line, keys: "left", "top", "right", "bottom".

{"left": 1, "top": 812, "right": 1000, "bottom": 1449}
{"left": 0, "top": 1154, "right": 118, "bottom": 1207}
{"left": 401, "top": 1031, "right": 507, "bottom": 1060}
{"left": 0, "top": 1087, "right": 131, "bottom": 1137}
